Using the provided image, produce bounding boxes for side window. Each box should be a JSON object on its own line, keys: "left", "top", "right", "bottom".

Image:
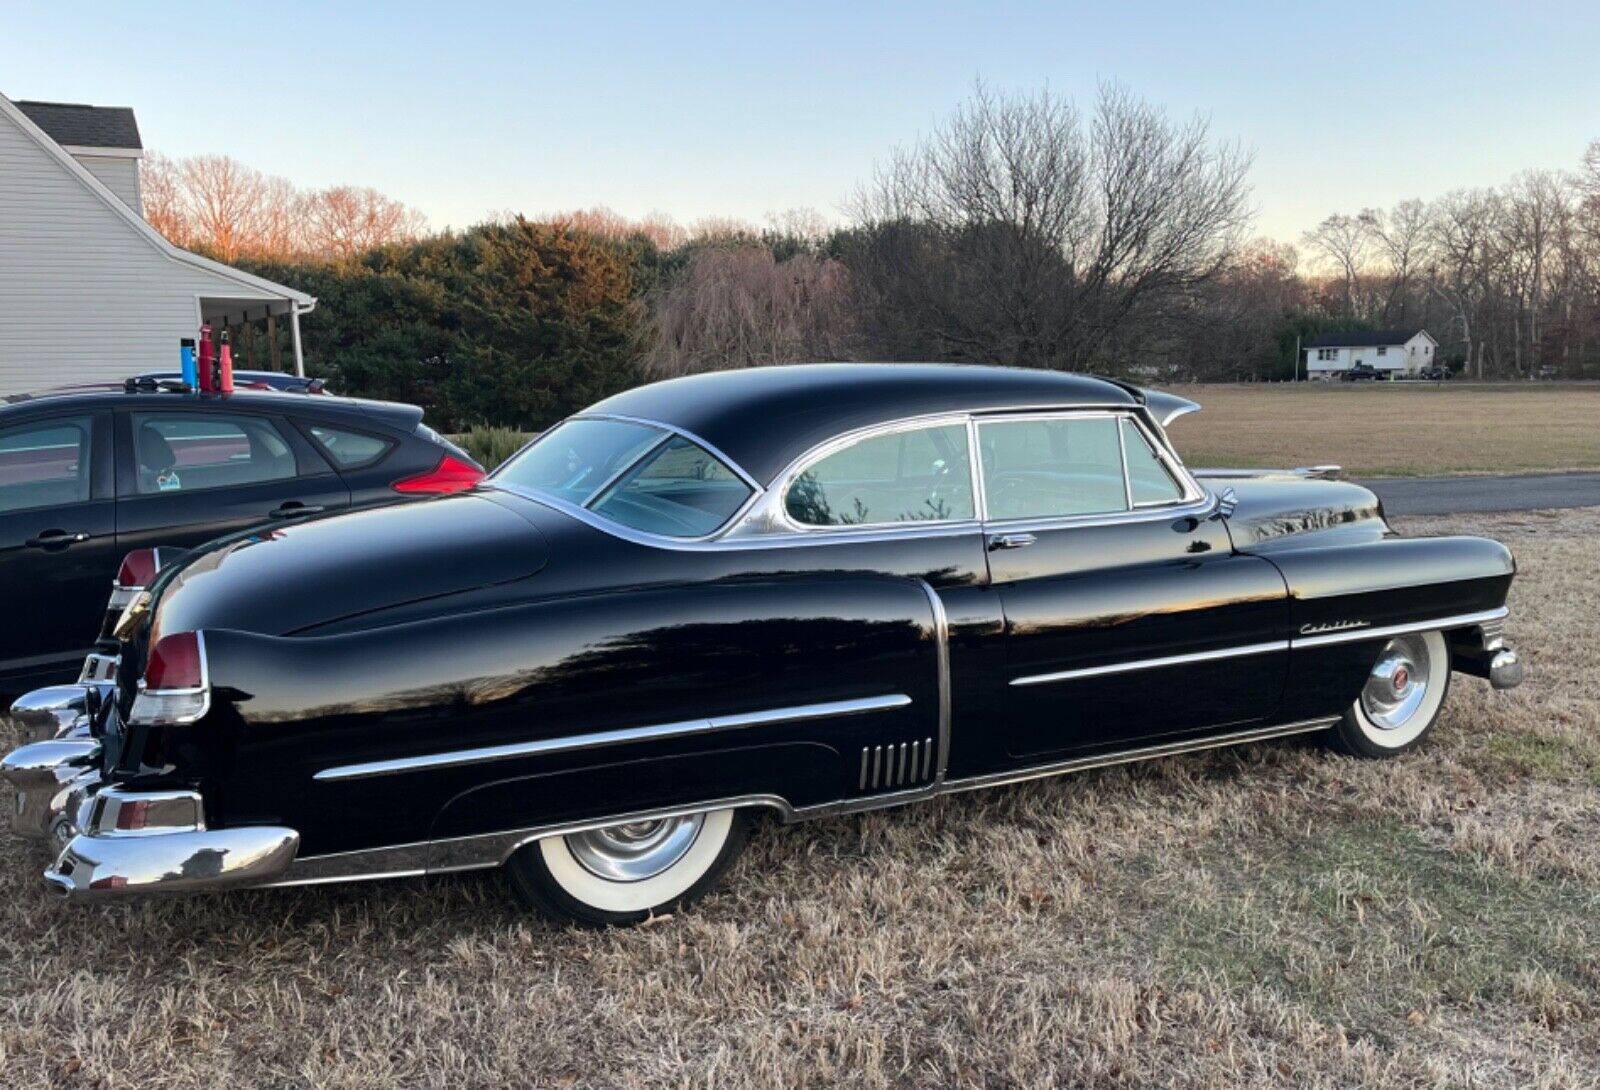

{"left": 132, "top": 413, "right": 296, "bottom": 495}
{"left": 308, "top": 424, "right": 393, "bottom": 469}
{"left": 786, "top": 423, "right": 974, "bottom": 527}
{"left": 978, "top": 416, "right": 1127, "bottom": 520}
{"left": 1121, "top": 419, "right": 1183, "bottom": 505}
{"left": 0, "top": 417, "right": 93, "bottom": 513}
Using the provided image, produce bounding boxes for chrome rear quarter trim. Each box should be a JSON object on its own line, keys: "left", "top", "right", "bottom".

{"left": 313, "top": 693, "right": 913, "bottom": 783}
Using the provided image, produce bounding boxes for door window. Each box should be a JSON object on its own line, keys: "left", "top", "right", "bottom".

{"left": 1120, "top": 419, "right": 1183, "bottom": 505}
{"left": 786, "top": 423, "right": 974, "bottom": 526}
{"left": 978, "top": 416, "right": 1128, "bottom": 520}
{"left": 591, "top": 436, "right": 753, "bottom": 538}
{"left": 0, "top": 417, "right": 93, "bottom": 512}
{"left": 131, "top": 412, "right": 296, "bottom": 495}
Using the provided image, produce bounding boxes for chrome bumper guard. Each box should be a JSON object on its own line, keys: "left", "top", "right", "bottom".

{"left": 4, "top": 686, "right": 299, "bottom": 901}
{"left": 1450, "top": 616, "right": 1523, "bottom": 691}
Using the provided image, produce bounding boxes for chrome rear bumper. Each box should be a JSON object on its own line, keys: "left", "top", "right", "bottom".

{"left": 4, "top": 685, "right": 299, "bottom": 901}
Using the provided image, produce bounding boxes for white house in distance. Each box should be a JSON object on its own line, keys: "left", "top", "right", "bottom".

{"left": 1303, "top": 329, "right": 1438, "bottom": 379}
{"left": 0, "top": 93, "right": 315, "bottom": 396}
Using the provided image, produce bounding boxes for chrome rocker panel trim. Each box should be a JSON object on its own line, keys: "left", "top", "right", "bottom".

{"left": 313, "top": 693, "right": 914, "bottom": 783}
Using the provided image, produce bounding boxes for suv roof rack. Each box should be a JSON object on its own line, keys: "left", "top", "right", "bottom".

{"left": 123, "top": 376, "right": 193, "bottom": 394}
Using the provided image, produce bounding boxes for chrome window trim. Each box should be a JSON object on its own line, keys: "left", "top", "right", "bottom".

{"left": 1011, "top": 640, "right": 1290, "bottom": 687}
{"left": 489, "top": 402, "right": 1213, "bottom": 550}
{"left": 313, "top": 693, "right": 912, "bottom": 783}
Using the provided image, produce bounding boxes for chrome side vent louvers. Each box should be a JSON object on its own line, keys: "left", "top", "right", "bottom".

{"left": 859, "top": 737, "right": 935, "bottom": 791}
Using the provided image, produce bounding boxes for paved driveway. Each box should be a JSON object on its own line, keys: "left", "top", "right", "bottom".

{"left": 1357, "top": 472, "right": 1600, "bottom": 516}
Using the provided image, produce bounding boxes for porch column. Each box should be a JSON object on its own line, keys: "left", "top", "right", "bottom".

{"left": 289, "top": 304, "right": 306, "bottom": 377}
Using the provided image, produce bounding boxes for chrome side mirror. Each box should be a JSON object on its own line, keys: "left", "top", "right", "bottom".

{"left": 1210, "top": 487, "right": 1238, "bottom": 520}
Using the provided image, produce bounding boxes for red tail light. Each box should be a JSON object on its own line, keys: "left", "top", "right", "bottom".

{"left": 145, "top": 631, "right": 203, "bottom": 690}
{"left": 117, "top": 548, "right": 160, "bottom": 590}
{"left": 392, "top": 454, "right": 484, "bottom": 495}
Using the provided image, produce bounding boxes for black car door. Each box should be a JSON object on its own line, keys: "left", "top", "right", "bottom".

{"left": 979, "top": 410, "right": 1290, "bottom": 759}
{"left": 113, "top": 405, "right": 352, "bottom": 556}
{"left": 0, "top": 410, "right": 118, "bottom": 691}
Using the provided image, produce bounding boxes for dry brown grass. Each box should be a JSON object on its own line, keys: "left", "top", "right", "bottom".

{"left": 1167, "top": 383, "right": 1600, "bottom": 476}
{"left": 3, "top": 509, "right": 1599, "bottom": 1089}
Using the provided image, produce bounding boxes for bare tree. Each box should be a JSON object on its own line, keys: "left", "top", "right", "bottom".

{"left": 302, "top": 185, "right": 427, "bottom": 259}
{"left": 640, "top": 247, "right": 856, "bottom": 376}
{"left": 138, "top": 152, "right": 189, "bottom": 246}
{"left": 1370, "top": 199, "right": 1432, "bottom": 323}
{"left": 846, "top": 82, "right": 1253, "bottom": 370}
{"left": 1302, "top": 210, "right": 1377, "bottom": 319}
{"left": 1427, "top": 189, "right": 1500, "bottom": 378}
{"left": 179, "top": 155, "right": 271, "bottom": 261}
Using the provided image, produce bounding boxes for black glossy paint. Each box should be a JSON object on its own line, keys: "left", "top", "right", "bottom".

{"left": 100, "top": 367, "right": 1520, "bottom": 866}
{"left": 0, "top": 384, "right": 474, "bottom": 695}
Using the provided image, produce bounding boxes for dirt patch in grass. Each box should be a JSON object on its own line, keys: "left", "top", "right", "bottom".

{"left": 2, "top": 508, "right": 1598, "bottom": 1088}
{"left": 1166, "top": 383, "right": 1600, "bottom": 476}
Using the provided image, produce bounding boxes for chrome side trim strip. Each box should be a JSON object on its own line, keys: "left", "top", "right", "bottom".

{"left": 1291, "top": 607, "right": 1508, "bottom": 649}
{"left": 312, "top": 694, "right": 913, "bottom": 782}
{"left": 915, "top": 579, "right": 954, "bottom": 785}
{"left": 942, "top": 718, "right": 1337, "bottom": 794}
{"left": 1011, "top": 641, "right": 1290, "bottom": 687}
{"left": 274, "top": 719, "right": 1332, "bottom": 889}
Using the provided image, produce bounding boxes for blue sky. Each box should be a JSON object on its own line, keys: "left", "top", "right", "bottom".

{"left": 6, "top": 1, "right": 1599, "bottom": 243}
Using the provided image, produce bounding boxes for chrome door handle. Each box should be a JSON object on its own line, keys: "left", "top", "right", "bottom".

{"left": 987, "top": 532, "right": 1037, "bottom": 551}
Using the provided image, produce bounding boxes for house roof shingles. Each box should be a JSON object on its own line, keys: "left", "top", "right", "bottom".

{"left": 13, "top": 100, "right": 142, "bottom": 150}
{"left": 1303, "top": 329, "right": 1428, "bottom": 349}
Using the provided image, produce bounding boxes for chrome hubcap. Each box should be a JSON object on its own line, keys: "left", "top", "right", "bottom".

{"left": 1361, "top": 634, "right": 1432, "bottom": 730}
{"left": 565, "top": 814, "right": 705, "bottom": 882}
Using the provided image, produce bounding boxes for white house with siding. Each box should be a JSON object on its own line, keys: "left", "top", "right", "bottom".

{"left": 1303, "top": 329, "right": 1438, "bottom": 378}
{"left": 0, "top": 94, "right": 314, "bottom": 396}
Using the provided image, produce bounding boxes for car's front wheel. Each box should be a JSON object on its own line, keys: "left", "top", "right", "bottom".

{"left": 1329, "top": 629, "right": 1451, "bottom": 758}
{"left": 506, "top": 808, "right": 749, "bottom": 927}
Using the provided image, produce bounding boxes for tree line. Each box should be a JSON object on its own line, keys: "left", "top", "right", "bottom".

{"left": 145, "top": 83, "right": 1600, "bottom": 431}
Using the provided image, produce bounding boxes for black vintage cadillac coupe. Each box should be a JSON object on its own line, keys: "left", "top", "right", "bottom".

{"left": 2, "top": 365, "right": 1523, "bottom": 925}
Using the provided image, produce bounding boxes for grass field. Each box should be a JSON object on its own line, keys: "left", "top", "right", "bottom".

{"left": 1167, "top": 383, "right": 1600, "bottom": 477}
{"left": 2, "top": 509, "right": 1597, "bottom": 1088}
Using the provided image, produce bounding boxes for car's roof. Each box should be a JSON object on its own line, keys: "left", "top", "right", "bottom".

{"left": 583, "top": 363, "right": 1145, "bottom": 483}
{"left": 2, "top": 383, "right": 422, "bottom": 429}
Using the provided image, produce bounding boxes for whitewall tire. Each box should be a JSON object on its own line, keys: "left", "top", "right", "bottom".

{"left": 1330, "top": 629, "right": 1451, "bottom": 757}
{"left": 506, "top": 807, "right": 749, "bottom": 926}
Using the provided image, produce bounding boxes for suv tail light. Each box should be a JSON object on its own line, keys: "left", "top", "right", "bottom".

{"left": 392, "top": 454, "right": 484, "bottom": 495}
{"left": 130, "top": 631, "right": 210, "bottom": 725}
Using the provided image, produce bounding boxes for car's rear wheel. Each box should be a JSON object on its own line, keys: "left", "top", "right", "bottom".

{"left": 1329, "top": 629, "right": 1450, "bottom": 758}
{"left": 506, "top": 807, "right": 749, "bottom": 926}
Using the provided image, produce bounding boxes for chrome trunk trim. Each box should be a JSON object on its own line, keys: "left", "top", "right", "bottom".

{"left": 313, "top": 693, "right": 914, "bottom": 783}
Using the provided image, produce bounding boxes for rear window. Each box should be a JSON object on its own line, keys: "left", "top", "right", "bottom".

{"left": 495, "top": 418, "right": 753, "bottom": 538}
{"left": 590, "top": 436, "right": 752, "bottom": 538}
{"left": 308, "top": 424, "right": 393, "bottom": 469}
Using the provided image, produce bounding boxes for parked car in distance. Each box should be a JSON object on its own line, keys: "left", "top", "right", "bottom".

{"left": 138, "top": 370, "right": 331, "bottom": 394}
{"left": 0, "top": 381, "right": 482, "bottom": 696}
{"left": 1, "top": 364, "right": 1523, "bottom": 925}
{"left": 1341, "top": 363, "right": 1382, "bottom": 382}
{"left": 1418, "top": 365, "right": 1450, "bottom": 381}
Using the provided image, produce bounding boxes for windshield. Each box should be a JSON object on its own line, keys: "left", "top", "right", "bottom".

{"left": 495, "top": 418, "right": 754, "bottom": 538}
